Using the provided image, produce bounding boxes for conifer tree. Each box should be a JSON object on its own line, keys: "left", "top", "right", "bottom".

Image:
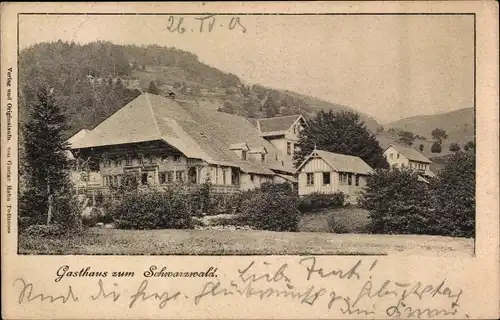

{"left": 20, "top": 85, "right": 74, "bottom": 227}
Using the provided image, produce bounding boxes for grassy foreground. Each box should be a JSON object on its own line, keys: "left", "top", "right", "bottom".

{"left": 19, "top": 227, "right": 474, "bottom": 256}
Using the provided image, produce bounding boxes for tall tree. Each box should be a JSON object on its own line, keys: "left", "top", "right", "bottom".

{"left": 431, "top": 128, "right": 448, "bottom": 144}
{"left": 294, "top": 110, "right": 389, "bottom": 169}
{"left": 20, "top": 85, "right": 72, "bottom": 226}
{"left": 398, "top": 131, "right": 415, "bottom": 146}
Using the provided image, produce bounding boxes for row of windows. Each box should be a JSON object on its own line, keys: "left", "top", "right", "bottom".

{"left": 102, "top": 155, "right": 182, "bottom": 168}
{"left": 389, "top": 153, "right": 400, "bottom": 160}
{"left": 306, "top": 172, "right": 360, "bottom": 186}
{"left": 410, "top": 162, "right": 427, "bottom": 170}
{"left": 103, "top": 170, "right": 185, "bottom": 186}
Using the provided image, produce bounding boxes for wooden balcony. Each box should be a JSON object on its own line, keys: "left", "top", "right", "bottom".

{"left": 77, "top": 182, "right": 241, "bottom": 195}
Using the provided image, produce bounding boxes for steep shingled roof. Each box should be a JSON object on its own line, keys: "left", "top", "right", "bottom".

{"left": 71, "top": 93, "right": 294, "bottom": 175}
{"left": 386, "top": 144, "right": 433, "bottom": 164}
{"left": 256, "top": 115, "right": 303, "bottom": 134}
{"left": 297, "top": 149, "right": 374, "bottom": 175}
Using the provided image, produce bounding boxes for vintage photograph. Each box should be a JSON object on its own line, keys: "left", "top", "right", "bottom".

{"left": 17, "top": 13, "right": 475, "bottom": 256}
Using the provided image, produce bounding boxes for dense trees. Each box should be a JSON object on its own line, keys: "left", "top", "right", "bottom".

{"left": 360, "top": 151, "right": 475, "bottom": 237}
{"left": 294, "top": 111, "right": 389, "bottom": 169}
{"left": 429, "top": 151, "right": 475, "bottom": 237}
{"left": 359, "top": 168, "right": 432, "bottom": 235}
{"left": 20, "top": 85, "right": 81, "bottom": 230}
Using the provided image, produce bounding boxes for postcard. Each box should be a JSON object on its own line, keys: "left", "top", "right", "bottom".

{"left": 1, "top": 1, "right": 498, "bottom": 319}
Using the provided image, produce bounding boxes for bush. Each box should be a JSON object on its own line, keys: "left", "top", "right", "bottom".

{"left": 19, "top": 188, "right": 83, "bottom": 233}
{"left": 82, "top": 207, "right": 114, "bottom": 227}
{"left": 298, "top": 192, "right": 345, "bottom": 213}
{"left": 359, "top": 168, "right": 433, "bottom": 235}
{"left": 429, "top": 151, "right": 475, "bottom": 237}
{"left": 431, "top": 142, "right": 442, "bottom": 153}
{"left": 23, "top": 224, "right": 64, "bottom": 238}
{"left": 51, "top": 193, "right": 83, "bottom": 232}
{"left": 111, "top": 190, "right": 192, "bottom": 230}
{"left": 325, "top": 215, "right": 349, "bottom": 234}
{"left": 238, "top": 189, "right": 300, "bottom": 232}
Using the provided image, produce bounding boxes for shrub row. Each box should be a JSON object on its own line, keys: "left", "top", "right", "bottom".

{"left": 298, "top": 192, "right": 346, "bottom": 213}
{"left": 109, "top": 190, "right": 192, "bottom": 230}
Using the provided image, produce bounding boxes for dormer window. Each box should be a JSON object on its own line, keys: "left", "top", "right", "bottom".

{"left": 230, "top": 142, "right": 250, "bottom": 160}
{"left": 261, "top": 154, "right": 266, "bottom": 162}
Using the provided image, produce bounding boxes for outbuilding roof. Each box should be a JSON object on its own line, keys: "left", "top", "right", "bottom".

{"left": 296, "top": 149, "right": 374, "bottom": 175}
{"left": 385, "top": 144, "right": 433, "bottom": 164}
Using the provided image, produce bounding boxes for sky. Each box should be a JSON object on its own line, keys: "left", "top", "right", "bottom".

{"left": 19, "top": 14, "right": 474, "bottom": 123}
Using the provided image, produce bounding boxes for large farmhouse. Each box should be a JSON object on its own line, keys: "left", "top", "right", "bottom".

{"left": 383, "top": 144, "right": 435, "bottom": 182}
{"left": 295, "top": 149, "right": 374, "bottom": 202}
{"left": 69, "top": 93, "right": 297, "bottom": 194}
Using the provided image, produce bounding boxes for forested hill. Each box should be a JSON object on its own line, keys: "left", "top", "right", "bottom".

{"left": 19, "top": 41, "right": 381, "bottom": 138}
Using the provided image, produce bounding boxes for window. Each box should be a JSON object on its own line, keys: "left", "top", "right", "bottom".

{"left": 250, "top": 174, "right": 254, "bottom": 182}
{"left": 293, "top": 125, "right": 297, "bottom": 134}
{"left": 241, "top": 150, "right": 247, "bottom": 160}
{"left": 138, "top": 156, "right": 144, "bottom": 164}
{"left": 323, "top": 172, "right": 331, "bottom": 185}
{"left": 160, "top": 171, "right": 174, "bottom": 184}
{"left": 275, "top": 154, "right": 278, "bottom": 161}
{"left": 348, "top": 173, "right": 352, "bottom": 185}
{"left": 161, "top": 155, "right": 169, "bottom": 163}
{"left": 339, "top": 173, "right": 348, "bottom": 185}
{"left": 390, "top": 153, "right": 394, "bottom": 160}
{"left": 306, "top": 173, "right": 314, "bottom": 186}
{"left": 261, "top": 154, "right": 266, "bottom": 163}
{"left": 125, "top": 156, "right": 132, "bottom": 166}
{"left": 355, "top": 175, "right": 360, "bottom": 186}
{"left": 148, "top": 155, "right": 156, "bottom": 164}
{"left": 176, "top": 171, "right": 184, "bottom": 182}
{"left": 222, "top": 169, "right": 227, "bottom": 185}
{"left": 397, "top": 153, "right": 400, "bottom": 159}
{"left": 173, "top": 155, "right": 181, "bottom": 163}
{"left": 80, "top": 172, "right": 89, "bottom": 182}
{"left": 287, "top": 142, "right": 291, "bottom": 155}
{"left": 103, "top": 159, "right": 112, "bottom": 168}
{"left": 215, "top": 167, "right": 219, "bottom": 184}
{"left": 141, "top": 173, "right": 148, "bottom": 185}
{"left": 231, "top": 169, "right": 240, "bottom": 185}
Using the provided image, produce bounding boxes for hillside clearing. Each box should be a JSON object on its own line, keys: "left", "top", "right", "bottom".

{"left": 19, "top": 228, "right": 474, "bottom": 256}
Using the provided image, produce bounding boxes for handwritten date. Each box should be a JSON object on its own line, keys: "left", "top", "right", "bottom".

{"left": 166, "top": 15, "right": 247, "bottom": 34}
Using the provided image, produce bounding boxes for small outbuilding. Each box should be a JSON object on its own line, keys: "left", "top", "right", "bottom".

{"left": 296, "top": 149, "right": 374, "bottom": 202}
